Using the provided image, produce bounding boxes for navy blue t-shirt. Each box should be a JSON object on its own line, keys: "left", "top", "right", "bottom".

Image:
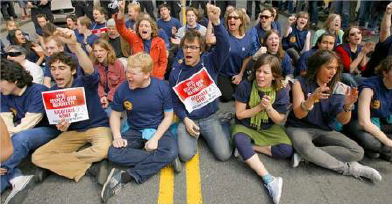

{"left": 282, "top": 26, "right": 309, "bottom": 52}
{"left": 233, "top": 80, "right": 290, "bottom": 130}
{"left": 112, "top": 78, "right": 173, "bottom": 130}
{"left": 125, "top": 19, "right": 136, "bottom": 30}
{"left": 50, "top": 71, "right": 109, "bottom": 131}
{"left": 285, "top": 77, "right": 345, "bottom": 131}
{"left": 76, "top": 32, "right": 99, "bottom": 53}
{"left": 36, "top": 27, "right": 43, "bottom": 36}
{"left": 158, "top": 29, "right": 170, "bottom": 49}
{"left": 364, "top": 36, "right": 392, "bottom": 77}
{"left": 219, "top": 32, "right": 252, "bottom": 77}
{"left": 157, "top": 17, "right": 182, "bottom": 38}
{"left": 357, "top": 76, "right": 392, "bottom": 119}
{"left": 297, "top": 47, "right": 317, "bottom": 76}
{"left": 1, "top": 84, "right": 48, "bottom": 126}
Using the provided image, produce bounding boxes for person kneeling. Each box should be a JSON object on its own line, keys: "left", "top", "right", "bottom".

{"left": 101, "top": 52, "right": 178, "bottom": 203}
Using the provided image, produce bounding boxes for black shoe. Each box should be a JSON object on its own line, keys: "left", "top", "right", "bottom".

{"left": 365, "top": 151, "right": 380, "bottom": 159}
{"left": 34, "top": 168, "right": 49, "bottom": 183}
{"left": 96, "top": 160, "right": 110, "bottom": 185}
{"left": 171, "top": 157, "right": 182, "bottom": 173}
{"left": 380, "top": 153, "right": 392, "bottom": 162}
{"left": 4, "top": 175, "right": 35, "bottom": 204}
{"left": 101, "top": 168, "right": 126, "bottom": 203}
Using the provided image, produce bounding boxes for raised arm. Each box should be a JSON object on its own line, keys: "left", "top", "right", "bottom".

{"left": 380, "top": 2, "right": 392, "bottom": 43}
{"left": 115, "top": 0, "right": 138, "bottom": 46}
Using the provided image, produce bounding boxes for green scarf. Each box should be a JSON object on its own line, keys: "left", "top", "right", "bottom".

{"left": 249, "top": 80, "right": 276, "bottom": 131}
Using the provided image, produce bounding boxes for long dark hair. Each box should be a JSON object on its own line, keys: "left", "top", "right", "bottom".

{"left": 305, "top": 50, "right": 342, "bottom": 90}
{"left": 8, "top": 29, "right": 34, "bottom": 58}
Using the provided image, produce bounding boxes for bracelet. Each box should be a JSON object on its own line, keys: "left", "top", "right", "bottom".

{"left": 300, "top": 101, "right": 314, "bottom": 112}
{"left": 343, "top": 104, "right": 355, "bottom": 112}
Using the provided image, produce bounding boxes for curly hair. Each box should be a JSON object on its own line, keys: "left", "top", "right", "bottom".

{"left": 90, "top": 40, "right": 117, "bottom": 65}
{"left": 1, "top": 59, "right": 33, "bottom": 88}
{"left": 48, "top": 52, "right": 78, "bottom": 72}
{"left": 135, "top": 16, "right": 159, "bottom": 38}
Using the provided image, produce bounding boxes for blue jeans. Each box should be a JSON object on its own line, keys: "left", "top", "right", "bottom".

{"left": 333, "top": 0, "right": 350, "bottom": 29}
{"left": 358, "top": 1, "right": 376, "bottom": 30}
{"left": 1, "top": 127, "right": 60, "bottom": 192}
{"left": 308, "top": 1, "right": 319, "bottom": 25}
{"left": 177, "top": 112, "right": 232, "bottom": 162}
{"left": 108, "top": 129, "right": 178, "bottom": 184}
{"left": 340, "top": 73, "right": 365, "bottom": 87}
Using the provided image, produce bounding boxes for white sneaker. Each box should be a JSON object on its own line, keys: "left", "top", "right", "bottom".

{"left": 264, "top": 177, "right": 283, "bottom": 204}
{"left": 4, "top": 175, "right": 35, "bottom": 204}
{"left": 291, "top": 153, "right": 303, "bottom": 168}
{"left": 346, "top": 162, "right": 382, "bottom": 182}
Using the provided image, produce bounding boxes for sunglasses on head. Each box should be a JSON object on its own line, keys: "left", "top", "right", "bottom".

{"left": 227, "top": 16, "right": 240, "bottom": 20}
{"left": 259, "top": 15, "right": 271, "bottom": 20}
{"left": 6, "top": 52, "right": 22, "bottom": 57}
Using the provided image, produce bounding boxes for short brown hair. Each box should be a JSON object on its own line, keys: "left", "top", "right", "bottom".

{"left": 49, "top": 52, "right": 78, "bottom": 72}
{"left": 375, "top": 56, "right": 392, "bottom": 76}
{"left": 295, "top": 11, "right": 310, "bottom": 30}
{"left": 93, "top": 6, "right": 108, "bottom": 20}
{"left": 186, "top": 7, "right": 199, "bottom": 18}
{"left": 127, "top": 52, "right": 153, "bottom": 74}
{"left": 77, "top": 16, "right": 92, "bottom": 28}
{"left": 249, "top": 54, "right": 283, "bottom": 90}
{"left": 43, "top": 36, "right": 64, "bottom": 48}
{"left": 180, "top": 29, "right": 206, "bottom": 53}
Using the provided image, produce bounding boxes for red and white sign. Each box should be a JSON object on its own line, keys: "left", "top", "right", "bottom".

{"left": 42, "top": 87, "right": 89, "bottom": 124}
{"left": 173, "top": 68, "right": 221, "bottom": 113}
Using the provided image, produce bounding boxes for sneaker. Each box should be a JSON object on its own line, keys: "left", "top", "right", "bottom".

{"left": 346, "top": 161, "right": 382, "bottom": 182}
{"left": 171, "top": 157, "right": 182, "bottom": 173}
{"left": 34, "top": 167, "right": 49, "bottom": 183}
{"left": 4, "top": 175, "right": 35, "bottom": 204}
{"left": 291, "top": 153, "right": 303, "bottom": 168}
{"left": 365, "top": 151, "right": 380, "bottom": 159}
{"left": 264, "top": 177, "right": 283, "bottom": 204}
{"left": 89, "top": 160, "right": 110, "bottom": 185}
{"left": 101, "top": 168, "right": 126, "bottom": 203}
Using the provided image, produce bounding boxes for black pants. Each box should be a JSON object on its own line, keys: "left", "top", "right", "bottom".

{"left": 191, "top": 0, "right": 207, "bottom": 16}
{"left": 72, "top": 1, "right": 94, "bottom": 21}
{"left": 216, "top": 1, "right": 236, "bottom": 18}
{"left": 1, "top": 1, "right": 17, "bottom": 20}
{"left": 139, "top": 0, "right": 156, "bottom": 20}
{"left": 218, "top": 75, "right": 237, "bottom": 102}
{"left": 246, "top": 0, "right": 261, "bottom": 20}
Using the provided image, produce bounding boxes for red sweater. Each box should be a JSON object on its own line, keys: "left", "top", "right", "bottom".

{"left": 115, "top": 15, "right": 167, "bottom": 79}
{"left": 335, "top": 44, "right": 366, "bottom": 73}
{"left": 95, "top": 59, "right": 126, "bottom": 102}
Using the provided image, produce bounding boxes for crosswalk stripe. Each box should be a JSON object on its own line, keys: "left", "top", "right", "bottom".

{"left": 186, "top": 151, "right": 203, "bottom": 204}
{"left": 158, "top": 166, "right": 175, "bottom": 204}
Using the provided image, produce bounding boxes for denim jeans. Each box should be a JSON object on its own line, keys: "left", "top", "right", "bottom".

{"left": 333, "top": 0, "right": 350, "bottom": 29}
{"left": 308, "top": 1, "right": 319, "bottom": 25}
{"left": 108, "top": 129, "right": 178, "bottom": 184}
{"left": 177, "top": 112, "right": 232, "bottom": 162}
{"left": 286, "top": 127, "right": 364, "bottom": 174}
{"left": 358, "top": 1, "right": 376, "bottom": 30}
{"left": 1, "top": 127, "right": 60, "bottom": 192}
{"left": 340, "top": 73, "right": 365, "bottom": 87}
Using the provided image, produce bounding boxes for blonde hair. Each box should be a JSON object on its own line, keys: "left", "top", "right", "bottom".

{"left": 43, "top": 36, "right": 64, "bottom": 48}
{"left": 128, "top": 2, "right": 141, "bottom": 13}
{"left": 323, "top": 14, "right": 341, "bottom": 30}
{"left": 224, "top": 9, "right": 249, "bottom": 36}
{"left": 90, "top": 40, "right": 117, "bottom": 65}
{"left": 127, "top": 52, "right": 153, "bottom": 74}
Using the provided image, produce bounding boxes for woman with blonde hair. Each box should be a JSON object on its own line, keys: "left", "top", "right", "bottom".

{"left": 312, "top": 14, "right": 344, "bottom": 47}
{"left": 91, "top": 40, "right": 126, "bottom": 113}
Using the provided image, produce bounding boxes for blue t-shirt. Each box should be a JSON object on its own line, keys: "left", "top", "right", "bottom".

{"left": 143, "top": 39, "right": 152, "bottom": 54}
{"left": 112, "top": 78, "right": 173, "bottom": 130}
{"left": 357, "top": 76, "right": 392, "bottom": 119}
{"left": 250, "top": 23, "right": 281, "bottom": 55}
{"left": 158, "top": 29, "right": 170, "bottom": 49}
{"left": 36, "top": 27, "right": 43, "bottom": 36}
{"left": 285, "top": 77, "right": 345, "bottom": 131}
{"left": 50, "top": 71, "right": 109, "bottom": 131}
{"left": 272, "top": 21, "right": 282, "bottom": 35}
{"left": 1, "top": 84, "right": 48, "bottom": 126}
{"left": 157, "top": 17, "right": 182, "bottom": 38}
{"left": 169, "top": 23, "right": 230, "bottom": 120}
{"left": 233, "top": 80, "right": 290, "bottom": 130}
{"left": 219, "top": 32, "right": 253, "bottom": 77}
{"left": 76, "top": 32, "right": 99, "bottom": 54}
{"left": 297, "top": 47, "right": 317, "bottom": 76}
{"left": 278, "top": 52, "right": 293, "bottom": 77}
{"left": 282, "top": 26, "right": 309, "bottom": 52}
{"left": 125, "top": 19, "right": 136, "bottom": 30}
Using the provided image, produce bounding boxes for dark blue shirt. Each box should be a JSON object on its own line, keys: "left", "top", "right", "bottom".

{"left": 112, "top": 78, "right": 172, "bottom": 130}
{"left": 125, "top": 19, "right": 136, "bottom": 30}
{"left": 158, "top": 29, "right": 170, "bottom": 49}
{"left": 285, "top": 77, "right": 345, "bottom": 131}
{"left": 358, "top": 76, "right": 392, "bottom": 119}
{"left": 219, "top": 32, "right": 252, "bottom": 77}
{"left": 157, "top": 17, "right": 182, "bottom": 38}
{"left": 364, "top": 36, "right": 392, "bottom": 77}
{"left": 297, "top": 47, "right": 317, "bottom": 76}
{"left": 282, "top": 26, "right": 309, "bottom": 52}
{"left": 234, "top": 80, "right": 290, "bottom": 130}
{"left": 50, "top": 71, "right": 109, "bottom": 131}
{"left": 276, "top": 52, "right": 293, "bottom": 77}
{"left": 36, "top": 27, "right": 43, "bottom": 36}
{"left": 76, "top": 32, "right": 99, "bottom": 54}
{"left": 169, "top": 23, "right": 230, "bottom": 120}
{"left": 143, "top": 39, "right": 152, "bottom": 53}
{"left": 250, "top": 23, "right": 281, "bottom": 55}
{"left": 1, "top": 84, "right": 48, "bottom": 126}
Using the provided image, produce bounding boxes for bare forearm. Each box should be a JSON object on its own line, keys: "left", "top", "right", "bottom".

{"left": 110, "top": 112, "right": 123, "bottom": 139}
{"left": 151, "top": 112, "right": 173, "bottom": 141}
{"left": 266, "top": 108, "right": 285, "bottom": 124}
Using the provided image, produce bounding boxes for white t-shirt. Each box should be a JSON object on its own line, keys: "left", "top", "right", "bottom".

{"left": 22, "top": 60, "right": 44, "bottom": 84}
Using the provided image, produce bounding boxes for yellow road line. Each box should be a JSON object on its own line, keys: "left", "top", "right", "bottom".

{"left": 158, "top": 166, "right": 174, "bottom": 204}
{"left": 186, "top": 152, "right": 203, "bottom": 204}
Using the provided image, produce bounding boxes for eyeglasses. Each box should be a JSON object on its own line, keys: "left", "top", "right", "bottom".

{"left": 6, "top": 52, "right": 22, "bottom": 57}
{"left": 227, "top": 16, "right": 240, "bottom": 20}
{"left": 349, "top": 31, "right": 362, "bottom": 36}
{"left": 259, "top": 15, "right": 272, "bottom": 20}
{"left": 182, "top": 45, "right": 200, "bottom": 50}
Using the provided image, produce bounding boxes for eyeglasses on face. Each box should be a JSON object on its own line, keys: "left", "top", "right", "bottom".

{"left": 182, "top": 45, "right": 200, "bottom": 50}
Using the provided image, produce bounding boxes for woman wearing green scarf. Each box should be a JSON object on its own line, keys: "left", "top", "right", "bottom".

{"left": 232, "top": 54, "right": 292, "bottom": 204}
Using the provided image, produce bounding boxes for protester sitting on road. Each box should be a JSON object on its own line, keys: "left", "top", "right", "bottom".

{"left": 297, "top": 33, "right": 335, "bottom": 77}
{"left": 76, "top": 16, "right": 99, "bottom": 54}
{"left": 176, "top": 7, "right": 207, "bottom": 39}
{"left": 91, "top": 6, "right": 108, "bottom": 37}
{"left": 335, "top": 26, "right": 375, "bottom": 87}
{"left": 100, "top": 52, "right": 178, "bottom": 203}
{"left": 0, "top": 59, "right": 60, "bottom": 204}
{"left": 115, "top": 0, "right": 167, "bottom": 80}
{"left": 8, "top": 29, "right": 44, "bottom": 65}
{"left": 90, "top": 40, "right": 126, "bottom": 115}
{"left": 5, "top": 45, "right": 44, "bottom": 84}
{"left": 233, "top": 54, "right": 293, "bottom": 204}
{"left": 363, "top": 2, "right": 392, "bottom": 77}
{"left": 282, "top": 12, "right": 311, "bottom": 65}
{"left": 217, "top": 8, "right": 252, "bottom": 102}
{"left": 346, "top": 56, "right": 392, "bottom": 162}
{"left": 169, "top": 4, "right": 232, "bottom": 163}
{"left": 5, "top": 20, "right": 30, "bottom": 45}
{"left": 249, "top": 7, "right": 278, "bottom": 55}
{"left": 285, "top": 50, "right": 382, "bottom": 183}
{"left": 32, "top": 28, "right": 113, "bottom": 186}
{"left": 312, "top": 14, "right": 344, "bottom": 47}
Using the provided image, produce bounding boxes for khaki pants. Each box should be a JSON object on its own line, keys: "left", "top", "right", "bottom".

{"left": 32, "top": 127, "right": 113, "bottom": 182}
